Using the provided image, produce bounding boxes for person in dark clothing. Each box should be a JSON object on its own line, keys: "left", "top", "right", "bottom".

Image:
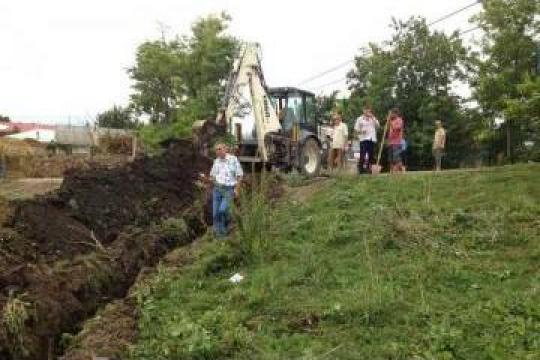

{"left": 354, "top": 106, "right": 380, "bottom": 174}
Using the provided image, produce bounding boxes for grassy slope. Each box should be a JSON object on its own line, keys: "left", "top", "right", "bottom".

{"left": 131, "top": 165, "right": 540, "bottom": 359}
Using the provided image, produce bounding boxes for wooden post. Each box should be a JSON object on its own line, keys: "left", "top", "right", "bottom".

{"left": 131, "top": 135, "right": 137, "bottom": 161}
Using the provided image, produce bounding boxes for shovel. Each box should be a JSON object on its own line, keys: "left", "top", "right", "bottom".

{"left": 371, "top": 117, "right": 389, "bottom": 175}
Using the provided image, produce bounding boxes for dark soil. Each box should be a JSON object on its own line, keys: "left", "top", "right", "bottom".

{"left": 0, "top": 139, "right": 212, "bottom": 360}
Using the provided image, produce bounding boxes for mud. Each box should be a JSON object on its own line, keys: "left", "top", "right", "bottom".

{"left": 0, "top": 139, "right": 211, "bottom": 359}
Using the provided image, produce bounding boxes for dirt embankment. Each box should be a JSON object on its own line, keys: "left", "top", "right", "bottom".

{"left": 0, "top": 140, "right": 211, "bottom": 359}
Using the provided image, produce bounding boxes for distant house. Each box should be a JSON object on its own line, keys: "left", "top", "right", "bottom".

{"left": 55, "top": 125, "right": 95, "bottom": 154}
{"left": 2, "top": 122, "right": 56, "bottom": 142}
{"left": 7, "top": 129, "right": 56, "bottom": 143}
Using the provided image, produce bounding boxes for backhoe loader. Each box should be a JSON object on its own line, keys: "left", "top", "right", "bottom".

{"left": 193, "top": 42, "right": 329, "bottom": 177}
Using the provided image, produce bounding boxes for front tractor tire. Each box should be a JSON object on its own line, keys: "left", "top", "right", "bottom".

{"left": 300, "top": 138, "right": 322, "bottom": 177}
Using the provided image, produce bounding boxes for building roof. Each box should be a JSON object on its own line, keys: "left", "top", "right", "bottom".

{"left": 55, "top": 125, "right": 95, "bottom": 147}
{"left": 7, "top": 129, "right": 56, "bottom": 143}
{"left": 0, "top": 122, "right": 56, "bottom": 134}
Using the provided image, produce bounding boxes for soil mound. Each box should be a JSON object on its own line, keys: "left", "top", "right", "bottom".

{"left": 0, "top": 139, "right": 211, "bottom": 359}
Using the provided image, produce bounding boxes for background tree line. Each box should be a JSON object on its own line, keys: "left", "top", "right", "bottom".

{"left": 97, "top": 12, "right": 237, "bottom": 148}
{"left": 342, "top": 0, "right": 539, "bottom": 169}
{"left": 98, "top": 0, "right": 538, "bottom": 166}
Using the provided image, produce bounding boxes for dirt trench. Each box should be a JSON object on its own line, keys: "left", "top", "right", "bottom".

{"left": 0, "top": 139, "right": 212, "bottom": 359}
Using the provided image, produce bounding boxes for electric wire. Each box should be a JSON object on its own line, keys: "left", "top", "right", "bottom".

{"left": 297, "top": 1, "right": 483, "bottom": 90}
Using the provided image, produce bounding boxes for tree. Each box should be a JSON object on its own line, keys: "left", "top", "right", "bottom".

{"left": 472, "top": 0, "right": 540, "bottom": 162}
{"left": 348, "top": 44, "right": 397, "bottom": 119}
{"left": 0, "top": 115, "right": 10, "bottom": 122}
{"left": 96, "top": 105, "right": 138, "bottom": 129}
{"left": 129, "top": 13, "right": 238, "bottom": 138}
{"left": 347, "top": 17, "right": 473, "bottom": 169}
{"left": 129, "top": 41, "right": 184, "bottom": 124}
{"left": 314, "top": 91, "right": 339, "bottom": 123}
{"left": 504, "top": 76, "right": 540, "bottom": 161}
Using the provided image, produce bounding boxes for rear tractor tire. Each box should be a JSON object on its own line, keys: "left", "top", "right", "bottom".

{"left": 300, "top": 138, "right": 322, "bottom": 177}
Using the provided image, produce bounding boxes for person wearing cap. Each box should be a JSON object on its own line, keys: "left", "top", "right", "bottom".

{"left": 354, "top": 106, "right": 380, "bottom": 174}
{"left": 328, "top": 112, "right": 349, "bottom": 171}
{"left": 209, "top": 143, "right": 243, "bottom": 238}
{"left": 432, "top": 120, "right": 446, "bottom": 171}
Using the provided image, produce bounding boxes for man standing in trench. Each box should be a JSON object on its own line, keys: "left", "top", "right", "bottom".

{"left": 209, "top": 143, "right": 243, "bottom": 238}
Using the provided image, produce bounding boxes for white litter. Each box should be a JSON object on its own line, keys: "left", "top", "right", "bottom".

{"left": 229, "top": 273, "right": 244, "bottom": 283}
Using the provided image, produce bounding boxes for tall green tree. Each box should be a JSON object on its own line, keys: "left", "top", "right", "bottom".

{"left": 472, "top": 0, "right": 540, "bottom": 162}
{"left": 129, "top": 41, "right": 184, "bottom": 124}
{"left": 96, "top": 105, "right": 138, "bottom": 129}
{"left": 347, "top": 44, "right": 396, "bottom": 119}
{"left": 129, "top": 13, "right": 238, "bottom": 140}
{"left": 504, "top": 76, "right": 540, "bottom": 161}
{"left": 314, "top": 91, "right": 339, "bottom": 123}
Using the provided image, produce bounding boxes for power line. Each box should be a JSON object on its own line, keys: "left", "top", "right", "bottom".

{"left": 428, "top": 0, "right": 481, "bottom": 27}
{"left": 296, "top": 48, "right": 370, "bottom": 86}
{"left": 309, "top": 26, "right": 481, "bottom": 92}
{"left": 458, "top": 26, "right": 481, "bottom": 36}
{"left": 296, "top": 1, "right": 483, "bottom": 88}
{"left": 296, "top": 60, "right": 354, "bottom": 86}
{"left": 311, "top": 77, "right": 348, "bottom": 91}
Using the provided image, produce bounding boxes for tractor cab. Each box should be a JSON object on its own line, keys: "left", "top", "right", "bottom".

{"left": 268, "top": 87, "right": 318, "bottom": 133}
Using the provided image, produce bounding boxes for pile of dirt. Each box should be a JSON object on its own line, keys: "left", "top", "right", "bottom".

{"left": 0, "top": 139, "right": 211, "bottom": 359}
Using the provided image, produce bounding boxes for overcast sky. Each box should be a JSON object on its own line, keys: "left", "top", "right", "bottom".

{"left": 0, "top": 0, "right": 482, "bottom": 124}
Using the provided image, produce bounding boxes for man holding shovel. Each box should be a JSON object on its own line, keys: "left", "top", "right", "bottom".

{"left": 372, "top": 109, "right": 405, "bottom": 174}
{"left": 387, "top": 109, "right": 405, "bottom": 173}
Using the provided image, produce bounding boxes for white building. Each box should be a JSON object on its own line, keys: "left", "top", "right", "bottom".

{"left": 7, "top": 129, "right": 56, "bottom": 143}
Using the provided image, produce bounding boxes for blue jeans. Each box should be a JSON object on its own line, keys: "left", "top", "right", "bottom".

{"left": 213, "top": 185, "right": 235, "bottom": 237}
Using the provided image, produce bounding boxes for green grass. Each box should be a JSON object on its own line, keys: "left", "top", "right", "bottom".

{"left": 130, "top": 165, "right": 540, "bottom": 359}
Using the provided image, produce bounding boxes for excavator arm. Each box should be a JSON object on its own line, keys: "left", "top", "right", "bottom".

{"left": 193, "top": 43, "right": 281, "bottom": 162}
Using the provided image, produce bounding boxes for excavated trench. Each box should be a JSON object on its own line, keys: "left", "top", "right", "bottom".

{"left": 0, "top": 140, "right": 212, "bottom": 359}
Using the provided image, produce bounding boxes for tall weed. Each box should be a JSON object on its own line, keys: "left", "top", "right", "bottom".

{"left": 233, "top": 171, "right": 275, "bottom": 263}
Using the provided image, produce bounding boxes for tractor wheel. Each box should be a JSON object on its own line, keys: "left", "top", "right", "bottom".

{"left": 300, "top": 138, "right": 322, "bottom": 177}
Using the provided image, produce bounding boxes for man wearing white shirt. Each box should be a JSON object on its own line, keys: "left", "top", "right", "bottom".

{"left": 209, "top": 143, "right": 243, "bottom": 238}
{"left": 328, "top": 113, "right": 349, "bottom": 170}
{"left": 354, "top": 106, "right": 380, "bottom": 174}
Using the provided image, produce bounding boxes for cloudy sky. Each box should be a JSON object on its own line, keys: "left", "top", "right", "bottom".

{"left": 0, "top": 0, "right": 482, "bottom": 124}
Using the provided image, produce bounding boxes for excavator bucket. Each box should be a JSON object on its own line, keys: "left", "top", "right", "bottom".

{"left": 192, "top": 119, "right": 227, "bottom": 157}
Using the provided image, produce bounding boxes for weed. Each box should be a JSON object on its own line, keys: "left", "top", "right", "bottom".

{"left": 233, "top": 173, "right": 276, "bottom": 263}
{"left": 2, "top": 293, "right": 35, "bottom": 357}
{"left": 156, "top": 217, "right": 189, "bottom": 240}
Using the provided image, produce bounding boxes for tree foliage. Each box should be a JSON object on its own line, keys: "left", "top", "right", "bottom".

{"left": 347, "top": 17, "right": 473, "bottom": 169}
{"left": 129, "top": 13, "right": 238, "bottom": 147}
{"left": 472, "top": 0, "right": 540, "bottom": 162}
{"left": 0, "top": 115, "right": 10, "bottom": 122}
{"left": 96, "top": 105, "right": 138, "bottom": 129}
{"left": 314, "top": 91, "right": 339, "bottom": 123}
{"left": 504, "top": 76, "right": 540, "bottom": 161}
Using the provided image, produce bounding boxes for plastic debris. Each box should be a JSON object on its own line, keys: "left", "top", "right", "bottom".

{"left": 229, "top": 273, "right": 244, "bottom": 283}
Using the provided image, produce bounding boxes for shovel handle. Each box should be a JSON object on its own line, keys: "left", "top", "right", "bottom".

{"left": 376, "top": 118, "right": 389, "bottom": 166}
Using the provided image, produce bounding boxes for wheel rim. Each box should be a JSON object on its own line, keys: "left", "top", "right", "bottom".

{"left": 303, "top": 142, "right": 319, "bottom": 174}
